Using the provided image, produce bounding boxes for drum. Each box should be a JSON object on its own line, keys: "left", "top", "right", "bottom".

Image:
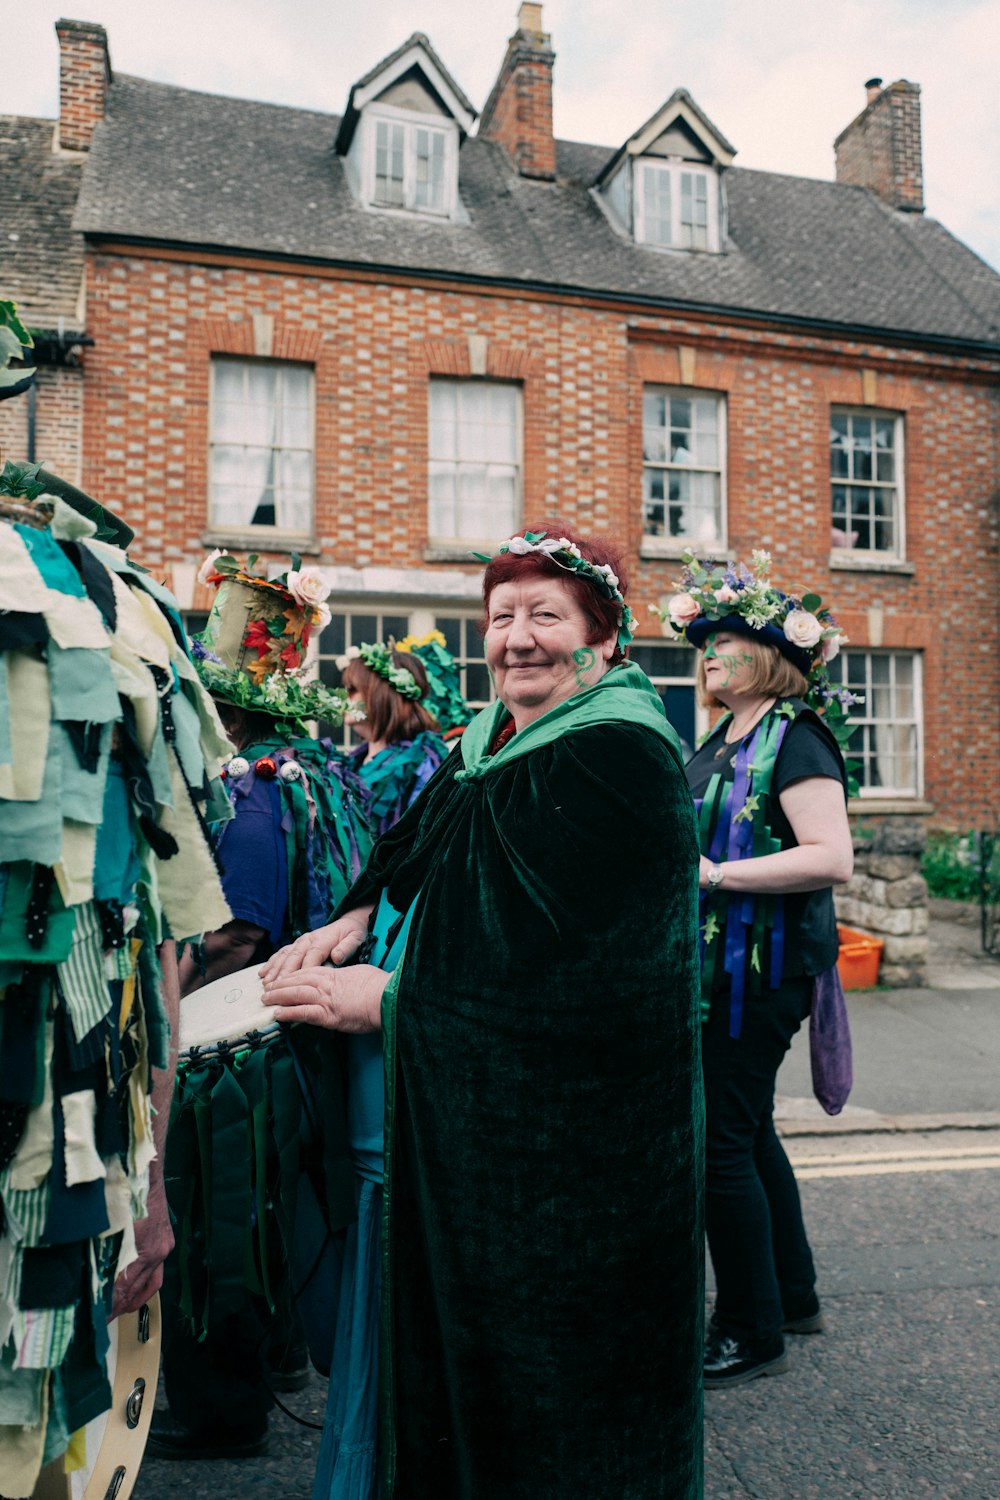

{"left": 167, "top": 967, "right": 305, "bottom": 1339}
{"left": 32, "top": 1297, "right": 161, "bottom": 1500}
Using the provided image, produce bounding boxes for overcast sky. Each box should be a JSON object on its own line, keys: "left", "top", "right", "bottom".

{"left": 3, "top": 0, "right": 998, "bottom": 273}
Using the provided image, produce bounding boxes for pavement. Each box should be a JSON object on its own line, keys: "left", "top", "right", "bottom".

{"left": 133, "top": 908, "right": 1000, "bottom": 1500}
{"left": 775, "top": 909, "right": 1000, "bottom": 1135}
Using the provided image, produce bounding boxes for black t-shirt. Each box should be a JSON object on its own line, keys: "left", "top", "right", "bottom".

{"left": 685, "top": 706, "right": 847, "bottom": 982}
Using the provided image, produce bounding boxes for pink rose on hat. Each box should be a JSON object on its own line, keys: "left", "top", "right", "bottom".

{"left": 286, "top": 566, "right": 331, "bottom": 614}
{"left": 667, "top": 592, "right": 702, "bottom": 628}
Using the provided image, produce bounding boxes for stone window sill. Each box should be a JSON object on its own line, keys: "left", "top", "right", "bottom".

{"left": 422, "top": 543, "right": 483, "bottom": 564}
{"left": 829, "top": 551, "right": 915, "bottom": 576}
{"left": 639, "top": 538, "right": 724, "bottom": 562}
{"left": 201, "top": 529, "right": 321, "bottom": 557}
{"left": 848, "top": 798, "right": 934, "bottom": 817}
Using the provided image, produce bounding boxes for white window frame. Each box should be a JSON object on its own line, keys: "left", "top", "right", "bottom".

{"left": 208, "top": 357, "right": 315, "bottom": 539}
{"left": 362, "top": 104, "right": 458, "bottom": 218}
{"left": 634, "top": 159, "right": 720, "bottom": 251}
{"left": 641, "top": 387, "right": 727, "bottom": 551}
{"left": 427, "top": 379, "right": 523, "bottom": 547}
{"left": 831, "top": 649, "right": 923, "bottom": 799}
{"left": 830, "top": 408, "right": 905, "bottom": 558}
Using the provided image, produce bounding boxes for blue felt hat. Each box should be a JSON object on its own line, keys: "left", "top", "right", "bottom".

{"left": 685, "top": 612, "right": 815, "bottom": 676}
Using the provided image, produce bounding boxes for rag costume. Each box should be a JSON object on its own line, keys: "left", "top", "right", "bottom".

{"left": 0, "top": 468, "right": 231, "bottom": 1496}
{"left": 342, "top": 663, "right": 704, "bottom": 1500}
{"left": 346, "top": 733, "right": 447, "bottom": 838}
{"left": 157, "top": 555, "right": 372, "bottom": 1447}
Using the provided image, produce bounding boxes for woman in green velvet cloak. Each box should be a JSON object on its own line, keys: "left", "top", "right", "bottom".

{"left": 262, "top": 527, "right": 705, "bottom": 1500}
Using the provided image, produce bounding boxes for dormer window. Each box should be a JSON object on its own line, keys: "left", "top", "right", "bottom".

{"left": 635, "top": 161, "right": 718, "bottom": 250}
{"left": 372, "top": 111, "right": 452, "bottom": 213}
{"left": 336, "top": 33, "right": 478, "bottom": 223}
{"left": 595, "top": 88, "right": 734, "bottom": 256}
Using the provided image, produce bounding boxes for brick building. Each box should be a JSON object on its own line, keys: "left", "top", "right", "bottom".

{"left": 2, "top": 6, "right": 999, "bottom": 836}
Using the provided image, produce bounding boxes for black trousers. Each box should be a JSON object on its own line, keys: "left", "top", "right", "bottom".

{"left": 702, "top": 975, "right": 816, "bottom": 1344}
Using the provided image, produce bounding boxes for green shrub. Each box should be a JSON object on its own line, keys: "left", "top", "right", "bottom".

{"left": 922, "top": 831, "right": 1000, "bottom": 903}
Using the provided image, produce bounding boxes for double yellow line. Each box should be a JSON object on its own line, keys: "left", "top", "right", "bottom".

{"left": 789, "top": 1143, "right": 1000, "bottom": 1179}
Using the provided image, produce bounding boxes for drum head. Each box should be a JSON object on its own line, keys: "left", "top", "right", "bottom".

{"left": 179, "top": 965, "right": 273, "bottom": 1051}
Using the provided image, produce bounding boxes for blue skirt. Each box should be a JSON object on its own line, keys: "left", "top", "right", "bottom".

{"left": 311, "top": 1177, "right": 382, "bottom": 1500}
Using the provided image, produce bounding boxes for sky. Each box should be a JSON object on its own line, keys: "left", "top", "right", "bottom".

{"left": 2, "top": 0, "right": 998, "bottom": 273}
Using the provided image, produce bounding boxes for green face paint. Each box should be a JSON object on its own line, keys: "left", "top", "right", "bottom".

{"left": 572, "top": 645, "right": 597, "bottom": 689}
{"left": 704, "top": 638, "right": 754, "bottom": 687}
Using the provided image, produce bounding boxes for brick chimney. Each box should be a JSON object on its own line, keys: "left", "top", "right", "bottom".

{"left": 479, "top": 3, "right": 556, "bottom": 181}
{"left": 56, "top": 18, "right": 111, "bottom": 152}
{"left": 834, "top": 78, "right": 924, "bottom": 213}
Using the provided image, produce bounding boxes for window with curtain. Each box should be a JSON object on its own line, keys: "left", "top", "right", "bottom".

{"left": 428, "top": 380, "right": 522, "bottom": 543}
{"left": 209, "top": 358, "right": 314, "bottom": 535}
{"left": 828, "top": 649, "right": 922, "bottom": 797}
{"left": 642, "top": 388, "right": 726, "bottom": 545}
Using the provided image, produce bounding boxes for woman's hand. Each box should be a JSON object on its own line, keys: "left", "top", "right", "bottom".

{"left": 259, "top": 905, "right": 375, "bottom": 984}
{"left": 261, "top": 963, "right": 389, "bottom": 1033}
{"left": 698, "top": 855, "right": 714, "bottom": 889}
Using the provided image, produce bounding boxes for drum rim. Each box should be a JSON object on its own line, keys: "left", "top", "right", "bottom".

{"left": 178, "top": 1020, "right": 289, "bottom": 1064}
{"left": 77, "top": 1293, "right": 162, "bottom": 1500}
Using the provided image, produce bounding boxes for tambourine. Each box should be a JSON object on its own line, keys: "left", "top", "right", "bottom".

{"left": 33, "top": 1295, "right": 162, "bottom": 1500}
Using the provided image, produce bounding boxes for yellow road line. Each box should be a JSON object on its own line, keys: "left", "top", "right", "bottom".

{"left": 794, "top": 1157, "right": 1000, "bottom": 1180}
{"left": 790, "top": 1144, "right": 1000, "bottom": 1167}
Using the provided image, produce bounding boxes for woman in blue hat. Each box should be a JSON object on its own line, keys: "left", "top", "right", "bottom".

{"left": 665, "top": 550, "right": 855, "bottom": 1389}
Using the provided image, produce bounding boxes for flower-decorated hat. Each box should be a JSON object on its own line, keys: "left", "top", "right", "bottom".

{"left": 654, "top": 550, "right": 862, "bottom": 752}
{"left": 193, "top": 550, "right": 349, "bottom": 730}
{"left": 658, "top": 549, "right": 845, "bottom": 674}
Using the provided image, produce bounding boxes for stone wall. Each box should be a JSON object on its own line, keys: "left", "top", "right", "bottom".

{"left": 836, "top": 817, "right": 928, "bottom": 987}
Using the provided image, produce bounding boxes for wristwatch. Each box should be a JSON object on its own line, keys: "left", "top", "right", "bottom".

{"left": 706, "top": 863, "right": 725, "bottom": 890}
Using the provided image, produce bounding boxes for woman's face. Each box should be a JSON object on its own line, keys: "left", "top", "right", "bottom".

{"left": 702, "top": 630, "right": 756, "bottom": 699}
{"left": 485, "top": 576, "right": 616, "bottom": 729}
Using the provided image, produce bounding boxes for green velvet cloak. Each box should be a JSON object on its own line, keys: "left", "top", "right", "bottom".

{"left": 350, "top": 669, "right": 705, "bottom": 1500}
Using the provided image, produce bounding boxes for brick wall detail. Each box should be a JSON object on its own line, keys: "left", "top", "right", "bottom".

{"left": 56, "top": 20, "right": 110, "bottom": 153}
{"left": 76, "top": 250, "right": 1000, "bottom": 826}
{"left": 479, "top": 8, "right": 556, "bottom": 181}
{"left": 0, "top": 365, "right": 84, "bottom": 484}
{"left": 835, "top": 81, "right": 924, "bottom": 213}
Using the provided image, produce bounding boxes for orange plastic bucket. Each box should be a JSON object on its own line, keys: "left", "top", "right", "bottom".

{"left": 836, "top": 924, "right": 884, "bottom": 989}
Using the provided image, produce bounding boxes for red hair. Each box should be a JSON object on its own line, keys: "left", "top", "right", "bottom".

{"left": 481, "top": 522, "right": 629, "bottom": 665}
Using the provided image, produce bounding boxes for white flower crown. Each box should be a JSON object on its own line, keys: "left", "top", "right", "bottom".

{"left": 474, "top": 530, "right": 636, "bottom": 650}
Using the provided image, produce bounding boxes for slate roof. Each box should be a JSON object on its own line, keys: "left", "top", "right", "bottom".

{"left": 0, "top": 116, "right": 86, "bottom": 329}
{"left": 71, "top": 74, "right": 1000, "bottom": 351}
